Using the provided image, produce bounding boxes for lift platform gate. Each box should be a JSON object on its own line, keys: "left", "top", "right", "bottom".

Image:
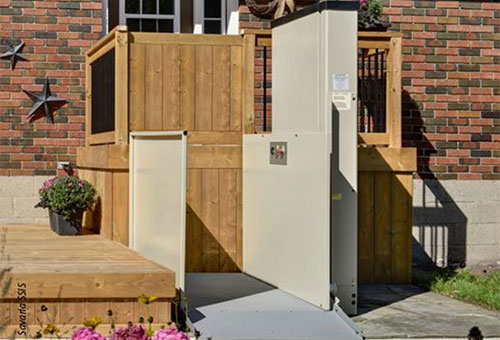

{"left": 244, "top": 2, "right": 359, "bottom": 315}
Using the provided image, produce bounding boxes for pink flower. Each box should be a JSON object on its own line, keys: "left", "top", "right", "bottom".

{"left": 43, "top": 177, "right": 59, "bottom": 188}
{"left": 71, "top": 328, "right": 106, "bottom": 340}
{"left": 111, "top": 325, "right": 148, "bottom": 340}
{"left": 152, "top": 327, "right": 189, "bottom": 340}
{"left": 79, "top": 181, "right": 84, "bottom": 188}
{"left": 68, "top": 182, "right": 74, "bottom": 187}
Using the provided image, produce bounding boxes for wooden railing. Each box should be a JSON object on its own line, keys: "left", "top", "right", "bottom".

{"left": 358, "top": 32, "right": 402, "bottom": 148}
{"left": 240, "top": 29, "right": 403, "bottom": 148}
{"left": 85, "top": 26, "right": 129, "bottom": 146}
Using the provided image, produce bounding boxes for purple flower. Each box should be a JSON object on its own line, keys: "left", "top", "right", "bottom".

{"left": 111, "top": 325, "right": 148, "bottom": 340}
{"left": 71, "top": 328, "right": 106, "bottom": 340}
{"left": 152, "top": 328, "right": 189, "bottom": 340}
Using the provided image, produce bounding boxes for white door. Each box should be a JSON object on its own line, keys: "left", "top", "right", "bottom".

{"left": 130, "top": 131, "right": 187, "bottom": 290}
{"left": 243, "top": 133, "right": 332, "bottom": 310}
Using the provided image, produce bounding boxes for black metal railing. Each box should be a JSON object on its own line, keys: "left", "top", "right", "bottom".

{"left": 358, "top": 48, "right": 387, "bottom": 133}
{"left": 91, "top": 48, "right": 115, "bottom": 134}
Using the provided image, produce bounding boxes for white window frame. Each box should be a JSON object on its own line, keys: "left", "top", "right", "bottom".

{"left": 193, "top": 0, "right": 239, "bottom": 35}
{"left": 119, "top": 0, "right": 181, "bottom": 33}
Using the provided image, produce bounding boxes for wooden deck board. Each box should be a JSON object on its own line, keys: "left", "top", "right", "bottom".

{"left": 0, "top": 225, "right": 176, "bottom": 299}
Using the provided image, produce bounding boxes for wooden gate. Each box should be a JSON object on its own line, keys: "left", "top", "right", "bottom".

{"left": 78, "top": 28, "right": 253, "bottom": 273}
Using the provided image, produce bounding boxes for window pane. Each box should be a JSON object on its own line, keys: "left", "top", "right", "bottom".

{"left": 159, "top": 19, "right": 174, "bottom": 32}
{"left": 125, "top": 0, "right": 139, "bottom": 14}
{"left": 142, "top": 0, "right": 157, "bottom": 14}
{"left": 141, "top": 19, "right": 157, "bottom": 32}
{"left": 126, "top": 18, "right": 140, "bottom": 31}
{"left": 204, "top": 20, "right": 221, "bottom": 34}
{"left": 205, "top": 0, "right": 221, "bottom": 18}
{"left": 159, "top": 0, "right": 174, "bottom": 15}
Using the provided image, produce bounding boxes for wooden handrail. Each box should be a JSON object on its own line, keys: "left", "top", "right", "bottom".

{"left": 86, "top": 25, "right": 127, "bottom": 58}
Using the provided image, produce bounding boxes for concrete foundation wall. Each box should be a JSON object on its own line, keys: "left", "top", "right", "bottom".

{"left": 0, "top": 176, "right": 51, "bottom": 224}
{"left": 0, "top": 176, "right": 498, "bottom": 269}
{"left": 413, "top": 179, "right": 500, "bottom": 268}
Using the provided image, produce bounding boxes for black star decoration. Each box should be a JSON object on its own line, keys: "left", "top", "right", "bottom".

{"left": 23, "top": 78, "right": 67, "bottom": 124}
{"left": 0, "top": 41, "right": 27, "bottom": 70}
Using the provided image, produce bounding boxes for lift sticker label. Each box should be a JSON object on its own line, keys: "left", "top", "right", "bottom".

{"left": 332, "top": 73, "right": 350, "bottom": 91}
{"left": 332, "top": 92, "right": 352, "bottom": 111}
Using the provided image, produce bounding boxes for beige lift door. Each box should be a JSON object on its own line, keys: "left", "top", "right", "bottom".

{"left": 130, "top": 131, "right": 187, "bottom": 290}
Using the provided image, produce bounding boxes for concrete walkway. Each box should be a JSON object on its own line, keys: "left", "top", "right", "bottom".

{"left": 353, "top": 285, "right": 500, "bottom": 339}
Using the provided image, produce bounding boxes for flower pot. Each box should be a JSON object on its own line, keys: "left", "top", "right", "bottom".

{"left": 48, "top": 209, "right": 84, "bottom": 236}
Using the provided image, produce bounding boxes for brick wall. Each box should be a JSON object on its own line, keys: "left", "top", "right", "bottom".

{"left": 239, "top": 1, "right": 500, "bottom": 179}
{"left": 385, "top": 0, "right": 500, "bottom": 180}
{"left": 240, "top": 5, "right": 273, "bottom": 133}
{"left": 0, "top": 0, "right": 102, "bottom": 176}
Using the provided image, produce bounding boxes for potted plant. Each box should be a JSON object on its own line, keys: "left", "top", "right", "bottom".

{"left": 36, "top": 176, "right": 96, "bottom": 236}
{"left": 358, "top": 0, "right": 391, "bottom": 31}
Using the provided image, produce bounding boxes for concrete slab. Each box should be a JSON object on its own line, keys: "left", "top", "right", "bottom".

{"left": 354, "top": 285, "right": 500, "bottom": 339}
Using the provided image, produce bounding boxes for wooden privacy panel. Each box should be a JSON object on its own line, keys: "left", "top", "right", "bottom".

{"left": 129, "top": 34, "right": 245, "bottom": 272}
{"left": 358, "top": 171, "right": 413, "bottom": 284}
{"left": 129, "top": 39, "right": 243, "bottom": 133}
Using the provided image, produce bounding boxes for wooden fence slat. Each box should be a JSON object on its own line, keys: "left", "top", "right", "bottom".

{"left": 391, "top": 173, "right": 412, "bottom": 283}
{"left": 212, "top": 46, "right": 231, "bottom": 131}
{"left": 374, "top": 172, "right": 392, "bottom": 283}
{"left": 84, "top": 300, "right": 110, "bottom": 319}
{"left": 144, "top": 45, "right": 163, "bottom": 130}
{"left": 195, "top": 45, "right": 213, "bottom": 131}
{"left": 236, "top": 169, "right": 243, "bottom": 269}
{"left": 180, "top": 45, "right": 195, "bottom": 131}
{"left": 358, "top": 171, "right": 375, "bottom": 284}
{"left": 201, "top": 169, "right": 220, "bottom": 272}
{"left": 218, "top": 169, "right": 238, "bottom": 272}
{"left": 163, "top": 44, "right": 182, "bottom": 130}
{"left": 60, "top": 301, "right": 85, "bottom": 325}
{"left": 186, "top": 169, "right": 203, "bottom": 272}
{"left": 130, "top": 44, "right": 145, "bottom": 131}
{"left": 96, "top": 171, "right": 113, "bottom": 240}
{"left": 187, "top": 131, "right": 241, "bottom": 145}
{"left": 112, "top": 171, "right": 129, "bottom": 246}
{"left": 187, "top": 145, "right": 241, "bottom": 169}
{"left": 243, "top": 34, "right": 255, "bottom": 134}
{"left": 35, "top": 301, "right": 60, "bottom": 325}
{"left": 109, "top": 300, "right": 134, "bottom": 324}
{"left": 230, "top": 46, "right": 243, "bottom": 132}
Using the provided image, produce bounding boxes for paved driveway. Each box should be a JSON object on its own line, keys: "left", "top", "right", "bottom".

{"left": 354, "top": 285, "right": 500, "bottom": 339}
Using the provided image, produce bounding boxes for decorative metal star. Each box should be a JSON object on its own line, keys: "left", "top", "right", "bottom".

{"left": 23, "top": 78, "right": 67, "bottom": 124}
{"left": 0, "top": 41, "right": 27, "bottom": 70}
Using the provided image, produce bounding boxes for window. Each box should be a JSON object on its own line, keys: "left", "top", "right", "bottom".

{"left": 119, "top": 0, "right": 180, "bottom": 33}
{"left": 194, "top": 0, "right": 239, "bottom": 35}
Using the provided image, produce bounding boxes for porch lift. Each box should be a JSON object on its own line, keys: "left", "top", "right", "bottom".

{"left": 129, "top": 2, "right": 361, "bottom": 339}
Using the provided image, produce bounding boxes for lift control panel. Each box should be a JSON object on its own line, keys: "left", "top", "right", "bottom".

{"left": 270, "top": 141, "right": 288, "bottom": 165}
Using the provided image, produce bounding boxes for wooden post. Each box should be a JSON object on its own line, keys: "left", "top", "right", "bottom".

{"left": 115, "top": 26, "right": 129, "bottom": 145}
{"left": 242, "top": 33, "right": 256, "bottom": 134}
{"left": 387, "top": 36, "right": 402, "bottom": 148}
{"left": 85, "top": 56, "right": 92, "bottom": 146}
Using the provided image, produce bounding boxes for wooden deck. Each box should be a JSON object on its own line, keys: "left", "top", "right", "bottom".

{"left": 0, "top": 224, "right": 175, "bottom": 336}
